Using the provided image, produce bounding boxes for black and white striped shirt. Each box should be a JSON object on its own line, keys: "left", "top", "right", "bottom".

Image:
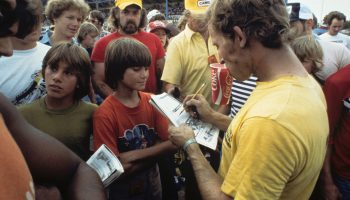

{"left": 229, "top": 76, "right": 258, "bottom": 118}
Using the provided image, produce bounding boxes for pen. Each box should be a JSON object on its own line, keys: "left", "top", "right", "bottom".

{"left": 179, "top": 83, "right": 206, "bottom": 115}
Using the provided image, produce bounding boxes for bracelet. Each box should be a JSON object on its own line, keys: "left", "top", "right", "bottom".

{"left": 183, "top": 138, "right": 197, "bottom": 151}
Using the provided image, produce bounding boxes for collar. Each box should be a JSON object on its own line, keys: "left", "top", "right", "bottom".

{"left": 184, "top": 24, "right": 198, "bottom": 42}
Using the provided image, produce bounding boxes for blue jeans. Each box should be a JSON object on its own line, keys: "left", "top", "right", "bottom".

{"left": 334, "top": 174, "right": 350, "bottom": 200}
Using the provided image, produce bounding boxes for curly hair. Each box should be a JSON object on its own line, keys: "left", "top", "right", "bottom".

{"left": 208, "top": 0, "right": 290, "bottom": 48}
{"left": 324, "top": 11, "right": 346, "bottom": 26}
{"left": 45, "top": 0, "right": 90, "bottom": 24}
{"left": 109, "top": 7, "right": 148, "bottom": 30}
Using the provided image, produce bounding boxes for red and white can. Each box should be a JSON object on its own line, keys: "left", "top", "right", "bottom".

{"left": 210, "top": 63, "right": 233, "bottom": 105}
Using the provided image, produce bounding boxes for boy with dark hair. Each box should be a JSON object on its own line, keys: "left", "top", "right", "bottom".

{"left": 87, "top": 10, "right": 110, "bottom": 39}
{"left": 0, "top": 0, "right": 106, "bottom": 199}
{"left": 91, "top": 0, "right": 165, "bottom": 97}
{"left": 93, "top": 37, "right": 177, "bottom": 200}
{"left": 19, "top": 42, "right": 97, "bottom": 161}
{"left": 0, "top": 0, "right": 50, "bottom": 105}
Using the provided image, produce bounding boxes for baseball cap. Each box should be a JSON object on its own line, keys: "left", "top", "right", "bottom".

{"left": 185, "top": 0, "right": 211, "bottom": 14}
{"left": 115, "top": 0, "right": 142, "bottom": 10}
{"left": 147, "top": 9, "right": 162, "bottom": 21}
{"left": 147, "top": 20, "right": 169, "bottom": 34}
{"left": 286, "top": 2, "right": 313, "bottom": 21}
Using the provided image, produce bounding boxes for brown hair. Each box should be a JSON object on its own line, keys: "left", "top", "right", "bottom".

{"left": 324, "top": 11, "right": 346, "bottom": 26}
{"left": 290, "top": 35, "right": 324, "bottom": 73}
{"left": 109, "top": 7, "right": 148, "bottom": 30}
{"left": 42, "top": 42, "right": 92, "bottom": 100}
{"left": 77, "top": 22, "right": 99, "bottom": 43}
{"left": 89, "top": 10, "right": 105, "bottom": 25}
{"left": 45, "top": 0, "right": 90, "bottom": 24}
{"left": 0, "top": 0, "right": 42, "bottom": 39}
{"left": 208, "top": 0, "right": 290, "bottom": 48}
{"left": 104, "top": 38, "right": 151, "bottom": 89}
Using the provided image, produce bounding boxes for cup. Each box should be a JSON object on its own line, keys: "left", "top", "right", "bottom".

{"left": 210, "top": 63, "right": 233, "bottom": 105}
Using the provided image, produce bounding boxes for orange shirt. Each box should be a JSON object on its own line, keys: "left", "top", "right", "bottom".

{"left": 0, "top": 114, "right": 35, "bottom": 199}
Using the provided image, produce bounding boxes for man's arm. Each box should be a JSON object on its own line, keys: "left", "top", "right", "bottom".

{"left": 0, "top": 93, "right": 106, "bottom": 199}
{"left": 93, "top": 62, "right": 114, "bottom": 98}
{"left": 169, "top": 125, "right": 232, "bottom": 200}
{"left": 184, "top": 94, "right": 232, "bottom": 131}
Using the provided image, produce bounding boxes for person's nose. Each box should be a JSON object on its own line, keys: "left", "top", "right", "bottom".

{"left": 52, "top": 71, "right": 63, "bottom": 82}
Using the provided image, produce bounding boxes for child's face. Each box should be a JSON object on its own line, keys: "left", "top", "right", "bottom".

{"left": 82, "top": 33, "right": 98, "bottom": 48}
{"left": 301, "top": 59, "right": 314, "bottom": 74}
{"left": 45, "top": 61, "right": 78, "bottom": 101}
{"left": 120, "top": 66, "right": 149, "bottom": 91}
{"left": 152, "top": 29, "right": 167, "bottom": 47}
{"left": 54, "top": 9, "right": 83, "bottom": 39}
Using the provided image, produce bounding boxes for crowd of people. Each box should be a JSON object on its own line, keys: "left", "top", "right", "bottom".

{"left": 1, "top": 0, "right": 350, "bottom": 199}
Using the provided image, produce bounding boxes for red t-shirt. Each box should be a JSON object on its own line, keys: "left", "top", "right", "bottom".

{"left": 93, "top": 92, "right": 169, "bottom": 155}
{"left": 91, "top": 31, "right": 165, "bottom": 94}
{"left": 0, "top": 114, "right": 35, "bottom": 199}
{"left": 323, "top": 64, "right": 350, "bottom": 179}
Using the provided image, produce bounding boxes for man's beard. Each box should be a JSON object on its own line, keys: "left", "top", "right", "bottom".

{"left": 121, "top": 20, "right": 138, "bottom": 34}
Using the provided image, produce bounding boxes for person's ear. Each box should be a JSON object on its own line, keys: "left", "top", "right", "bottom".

{"left": 233, "top": 26, "right": 247, "bottom": 48}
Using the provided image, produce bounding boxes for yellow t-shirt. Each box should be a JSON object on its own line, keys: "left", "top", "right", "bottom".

{"left": 161, "top": 25, "right": 218, "bottom": 108}
{"left": 219, "top": 75, "right": 328, "bottom": 200}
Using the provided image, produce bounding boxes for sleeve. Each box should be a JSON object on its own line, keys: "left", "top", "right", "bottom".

{"left": 323, "top": 77, "right": 344, "bottom": 144}
{"left": 337, "top": 45, "right": 350, "bottom": 69}
{"left": 221, "top": 118, "right": 304, "bottom": 199}
{"left": 161, "top": 40, "right": 183, "bottom": 85}
{"left": 91, "top": 38, "right": 106, "bottom": 63}
{"left": 93, "top": 108, "right": 120, "bottom": 156}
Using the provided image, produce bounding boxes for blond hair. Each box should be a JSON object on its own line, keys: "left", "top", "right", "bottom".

{"left": 45, "top": 0, "right": 90, "bottom": 24}
{"left": 290, "top": 35, "right": 324, "bottom": 72}
{"left": 77, "top": 22, "right": 99, "bottom": 43}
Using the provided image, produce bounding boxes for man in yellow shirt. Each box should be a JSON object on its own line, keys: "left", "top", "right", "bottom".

{"left": 161, "top": 0, "right": 218, "bottom": 108}
{"left": 169, "top": 0, "right": 329, "bottom": 199}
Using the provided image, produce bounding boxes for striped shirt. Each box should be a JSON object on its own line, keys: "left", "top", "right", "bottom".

{"left": 229, "top": 76, "right": 258, "bottom": 118}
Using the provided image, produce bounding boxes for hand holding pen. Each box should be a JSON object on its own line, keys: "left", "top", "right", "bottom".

{"left": 179, "top": 83, "right": 206, "bottom": 118}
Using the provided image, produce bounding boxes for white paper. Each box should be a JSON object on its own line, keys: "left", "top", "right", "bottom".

{"left": 87, "top": 144, "right": 124, "bottom": 187}
{"left": 150, "top": 93, "right": 219, "bottom": 150}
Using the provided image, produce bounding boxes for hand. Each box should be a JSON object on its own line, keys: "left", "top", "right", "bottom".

{"left": 169, "top": 124, "right": 195, "bottom": 148}
{"left": 183, "top": 94, "right": 214, "bottom": 123}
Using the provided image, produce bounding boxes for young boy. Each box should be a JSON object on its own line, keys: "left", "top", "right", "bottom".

{"left": 290, "top": 35, "right": 324, "bottom": 76}
{"left": 77, "top": 22, "right": 99, "bottom": 56}
{"left": 18, "top": 42, "right": 97, "bottom": 161}
{"left": 93, "top": 38, "right": 177, "bottom": 200}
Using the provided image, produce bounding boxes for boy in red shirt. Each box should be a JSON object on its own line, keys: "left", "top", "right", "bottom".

{"left": 93, "top": 37, "right": 177, "bottom": 200}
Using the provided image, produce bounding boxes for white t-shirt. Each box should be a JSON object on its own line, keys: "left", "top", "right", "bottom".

{"left": 320, "top": 32, "right": 350, "bottom": 50}
{"left": 315, "top": 39, "right": 350, "bottom": 81}
{"left": 0, "top": 42, "right": 51, "bottom": 105}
